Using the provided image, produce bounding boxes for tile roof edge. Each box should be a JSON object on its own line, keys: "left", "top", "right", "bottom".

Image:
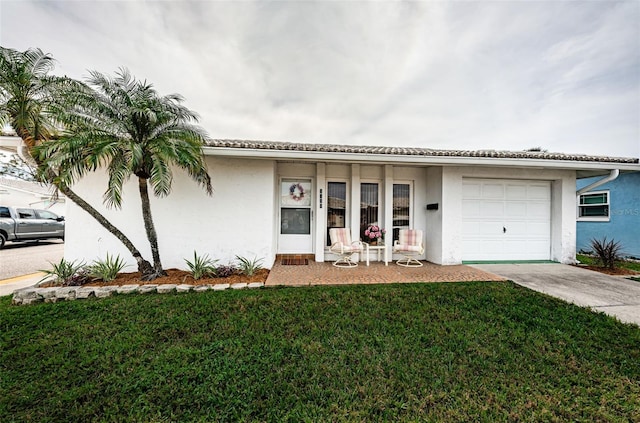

{"left": 206, "top": 139, "right": 639, "bottom": 164}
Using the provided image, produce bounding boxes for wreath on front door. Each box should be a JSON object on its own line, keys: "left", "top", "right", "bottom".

{"left": 289, "top": 183, "right": 305, "bottom": 201}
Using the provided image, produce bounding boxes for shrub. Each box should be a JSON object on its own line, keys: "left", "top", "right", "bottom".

{"left": 590, "top": 237, "right": 624, "bottom": 269}
{"left": 39, "top": 259, "right": 86, "bottom": 286}
{"left": 185, "top": 251, "right": 218, "bottom": 280}
{"left": 214, "top": 265, "right": 237, "bottom": 278}
{"left": 88, "top": 254, "right": 128, "bottom": 282}
{"left": 235, "top": 255, "right": 264, "bottom": 276}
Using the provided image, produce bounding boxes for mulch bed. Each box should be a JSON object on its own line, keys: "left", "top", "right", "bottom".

{"left": 575, "top": 265, "right": 640, "bottom": 276}
{"left": 84, "top": 268, "right": 269, "bottom": 287}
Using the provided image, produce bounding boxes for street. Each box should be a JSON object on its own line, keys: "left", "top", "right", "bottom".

{"left": 0, "top": 241, "right": 65, "bottom": 280}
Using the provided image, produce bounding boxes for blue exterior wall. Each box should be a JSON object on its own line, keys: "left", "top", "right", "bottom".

{"left": 576, "top": 171, "right": 640, "bottom": 258}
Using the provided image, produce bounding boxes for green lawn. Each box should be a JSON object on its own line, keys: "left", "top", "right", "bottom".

{"left": 1, "top": 282, "right": 639, "bottom": 422}
{"left": 577, "top": 253, "right": 640, "bottom": 272}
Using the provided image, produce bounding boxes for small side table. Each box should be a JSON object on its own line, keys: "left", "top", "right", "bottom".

{"left": 365, "top": 244, "right": 389, "bottom": 266}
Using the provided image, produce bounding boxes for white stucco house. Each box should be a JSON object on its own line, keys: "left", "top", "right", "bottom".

{"left": 3, "top": 135, "right": 640, "bottom": 269}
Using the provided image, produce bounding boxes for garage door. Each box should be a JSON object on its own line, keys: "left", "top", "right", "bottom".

{"left": 462, "top": 179, "right": 551, "bottom": 261}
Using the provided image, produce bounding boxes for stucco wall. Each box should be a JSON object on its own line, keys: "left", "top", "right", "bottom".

{"left": 65, "top": 157, "right": 276, "bottom": 269}
{"left": 577, "top": 172, "right": 640, "bottom": 257}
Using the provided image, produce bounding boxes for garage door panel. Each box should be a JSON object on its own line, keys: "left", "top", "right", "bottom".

{"left": 462, "top": 200, "right": 481, "bottom": 217}
{"left": 505, "top": 202, "right": 527, "bottom": 217}
{"left": 483, "top": 184, "right": 504, "bottom": 199}
{"left": 506, "top": 184, "right": 527, "bottom": 199}
{"left": 528, "top": 185, "right": 551, "bottom": 200}
{"left": 462, "top": 179, "right": 550, "bottom": 261}
{"left": 480, "top": 201, "right": 504, "bottom": 217}
{"left": 527, "top": 222, "right": 550, "bottom": 236}
{"left": 462, "top": 182, "right": 482, "bottom": 198}
{"left": 528, "top": 202, "right": 550, "bottom": 218}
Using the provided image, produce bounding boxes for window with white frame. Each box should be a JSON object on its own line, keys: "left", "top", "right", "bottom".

{"left": 392, "top": 183, "right": 412, "bottom": 243}
{"left": 578, "top": 191, "right": 610, "bottom": 221}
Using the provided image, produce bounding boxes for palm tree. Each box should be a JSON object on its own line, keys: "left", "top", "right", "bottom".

{"left": 38, "top": 68, "right": 213, "bottom": 279}
{"left": 0, "top": 46, "right": 154, "bottom": 276}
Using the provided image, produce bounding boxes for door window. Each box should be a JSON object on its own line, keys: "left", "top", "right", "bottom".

{"left": 280, "top": 180, "right": 312, "bottom": 235}
{"left": 36, "top": 210, "right": 59, "bottom": 220}
{"left": 16, "top": 209, "right": 35, "bottom": 219}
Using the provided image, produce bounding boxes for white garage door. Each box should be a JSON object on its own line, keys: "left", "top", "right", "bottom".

{"left": 462, "top": 179, "right": 551, "bottom": 261}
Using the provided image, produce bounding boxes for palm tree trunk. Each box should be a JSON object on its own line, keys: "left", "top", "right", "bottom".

{"left": 138, "top": 177, "right": 166, "bottom": 277}
{"left": 57, "top": 184, "right": 155, "bottom": 276}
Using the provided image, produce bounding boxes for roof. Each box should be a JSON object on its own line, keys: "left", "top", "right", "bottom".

{"left": 207, "top": 139, "right": 639, "bottom": 165}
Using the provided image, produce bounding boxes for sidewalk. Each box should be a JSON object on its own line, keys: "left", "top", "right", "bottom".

{"left": 0, "top": 273, "right": 44, "bottom": 297}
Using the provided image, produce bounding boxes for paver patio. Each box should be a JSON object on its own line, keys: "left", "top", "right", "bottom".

{"left": 266, "top": 259, "right": 506, "bottom": 286}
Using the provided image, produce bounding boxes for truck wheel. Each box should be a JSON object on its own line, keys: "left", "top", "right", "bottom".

{"left": 0, "top": 233, "right": 6, "bottom": 249}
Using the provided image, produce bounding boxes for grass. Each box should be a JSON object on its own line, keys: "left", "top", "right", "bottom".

{"left": 1, "top": 282, "right": 639, "bottom": 422}
{"left": 577, "top": 253, "right": 640, "bottom": 272}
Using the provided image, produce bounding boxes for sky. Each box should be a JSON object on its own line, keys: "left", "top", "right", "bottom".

{"left": 1, "top": 0, "right": 639, "bottom": 158}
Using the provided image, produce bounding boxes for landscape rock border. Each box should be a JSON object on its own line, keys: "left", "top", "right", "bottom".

{"left": 11, "top": 282, "right": 265, "bottom": 305}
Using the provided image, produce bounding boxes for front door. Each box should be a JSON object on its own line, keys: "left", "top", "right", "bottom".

{"left": 278, "top": 179, "right": 313, "bottom": 253}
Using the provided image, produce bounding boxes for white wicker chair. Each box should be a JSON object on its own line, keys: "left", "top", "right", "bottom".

{"left": 393, "top": 229, "right": 424, "bottom": 267}
{"left": 329, "top": 228, "right": 368, "bottom": 268}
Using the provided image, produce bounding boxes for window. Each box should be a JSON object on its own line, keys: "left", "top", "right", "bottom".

{"left": 578, "top": 191, "right": 609, "bottom": 221}
{"left": 392, "top": 183, "right": 411, "bottom": 243}
{"left": 0, "top": 207, "right": 10, "bottom": 218}
{"left": 360, "top": 183, "right": 379, "bottom": 239}
{"left": 280, "top": 180, "right": 312, "bottom": 235}
{"left": 36, "top": 210, "right": 59, "bottom": 220}
{"left": 326, "top": 182, "right": 347, "bottom": 246}
{"left": 16, "top": 208, "right": 35, "bottom": 219}
{"left": 360, "top": 183, "right": 379, "bottom": 241}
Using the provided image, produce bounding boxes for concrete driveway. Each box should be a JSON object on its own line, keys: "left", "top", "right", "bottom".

{"left": 472, "top": 263, "right": 640, "bottom": 326}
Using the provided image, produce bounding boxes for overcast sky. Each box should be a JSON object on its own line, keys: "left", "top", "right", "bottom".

{"left": 1, "top": 0, "right": 639, "bottom": 158}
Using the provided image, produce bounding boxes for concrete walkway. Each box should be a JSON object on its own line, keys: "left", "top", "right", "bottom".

{"left": 472, "top": 263, "right": 640, "bottom": 326}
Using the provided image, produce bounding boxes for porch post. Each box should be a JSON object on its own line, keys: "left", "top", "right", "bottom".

{"left": 351, "top": 163, "right": 361, "bottom": 243}
{"left": 384, "top": 165, "right": 394, "bottom": 261}
{"left": 315, "top": 163, "right": 326, "bottom": 262}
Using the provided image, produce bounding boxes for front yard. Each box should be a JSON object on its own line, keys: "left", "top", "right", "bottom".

{"left": 1, "top": 282, "right": 638, "bottom": 422}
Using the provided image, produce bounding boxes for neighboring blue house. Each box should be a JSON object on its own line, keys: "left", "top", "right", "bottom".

{"left": 577, "top": 171, "right": 640, "bottom": 258}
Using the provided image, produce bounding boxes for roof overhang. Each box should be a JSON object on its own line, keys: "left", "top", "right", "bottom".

{"left": 202, "top": 145, "right": 640, "bottom": 178}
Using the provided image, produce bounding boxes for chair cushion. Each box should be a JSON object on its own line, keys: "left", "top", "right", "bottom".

{"left": 331, "top": 244, "right": 362, "bottom": 253}
{"left": 394, "top": 244, "right": 422, "bottom": 252}
{"left": 330, "top": 228, "right": 352, "bottom": 246}
{"left": 399, "top": 229, "right": 422, "bottom": 246}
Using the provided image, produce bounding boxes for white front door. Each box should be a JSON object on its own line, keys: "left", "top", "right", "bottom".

{"left": 278, "top": 179, "right": 313, "bottom": 253}
{"left": 462, "top": 179, "right": 551, "bottom": 261}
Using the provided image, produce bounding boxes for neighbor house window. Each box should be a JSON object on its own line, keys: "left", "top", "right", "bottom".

{"left": 578, "top": 191, "right": 609, "bottom": 221}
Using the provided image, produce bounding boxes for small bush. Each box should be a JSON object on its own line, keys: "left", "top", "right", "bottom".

{"left": 39, "top": 258, "right": 86, "bottom": 286}
{"left": 590, "top": 237, "right": 624, "bottom": 269}
{"left": 88, "top": 254, "right": 128, "bottom": 282}
{"left": 185, "top": 251, "right": 218, "bottom": 280}
{"left": 214, "top": 265, "right": 237, "bottom": 278}
{"left": 235, "top": 255, "right": 264, "bottom": 276}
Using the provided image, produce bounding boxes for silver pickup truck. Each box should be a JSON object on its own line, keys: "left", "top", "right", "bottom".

{"left": 0, "top": 206, "right": 65, "bottom": 248}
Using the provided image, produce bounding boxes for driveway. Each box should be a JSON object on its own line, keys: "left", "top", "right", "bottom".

{"left": 472, "top": 263, "right": 640, "bottom": 326}
{"left": 0, "top": 241, "right": 64, "bottom": 297}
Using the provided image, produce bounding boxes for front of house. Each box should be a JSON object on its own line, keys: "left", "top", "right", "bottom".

{"left": 58, "top": 140, "right": 640, "bottom": 270}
